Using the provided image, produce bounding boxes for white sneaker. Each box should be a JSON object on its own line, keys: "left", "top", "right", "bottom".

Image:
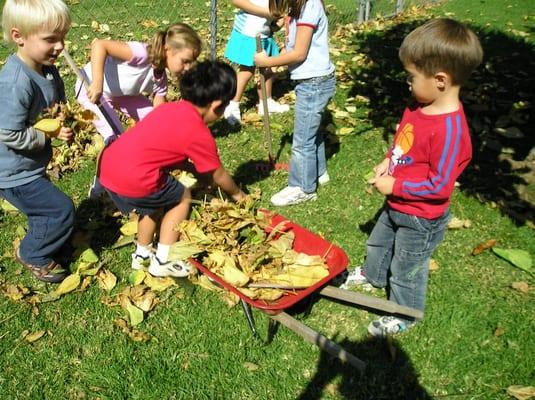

{"left": 224, "top": 101, "right": 241, "bottom": 125}
{"left": 148, "top": 255, "right": 193, "bottom": 278}
{"left": 258, "top": 98, "right": 290, "bottom": 116}
{"left": 270, "top": 186, "right": 317, "bottom": 206}
{"left": 131, "top": 253, "right": 150, "bottom": 270}
{"left": 340, "top": 267, "right": 372, "bottom": 291}
{"left": 318, "top": 172, "right": 330, "bottom": 185}
{"left": 368, "top": 316, "right": 411, "bottom": 337}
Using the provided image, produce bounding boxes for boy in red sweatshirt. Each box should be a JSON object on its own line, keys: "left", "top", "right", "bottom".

{"left": 343, "top": 19, "right": 483, "bottom": 337}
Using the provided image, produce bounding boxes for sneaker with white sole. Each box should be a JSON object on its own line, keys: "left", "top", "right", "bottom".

{"left": 131, "top": 253, "right": 151, "bottom": 270}
{"left": 340, "top": 267, "right": 372, "bottom": 290}
{"left": 224, "top": 100, "right": 241, "bottom": 125}
{"left": 318, "top": 172, "right": 330, "bottom": 185}
{"left": 148, "top": 255, "right": 193, "bottom": 278}
{"left": 367, "top": 316, "right": 412, "bottom": 337}
{"left": 270, "top": 186, "right": 317, "bottom": 206}
{"left": 258, "top": 98, "right": 290, "bottom": 116}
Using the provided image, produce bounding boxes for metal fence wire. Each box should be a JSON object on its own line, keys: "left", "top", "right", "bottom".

{"left": 0, "top": 0, "right": 435, "bottom": 60}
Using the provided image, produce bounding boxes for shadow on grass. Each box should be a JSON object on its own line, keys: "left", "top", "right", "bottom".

{"left": 347, "top": 19, "right": 535, "bottom": 224}
{"left": 233, "top": 109, "right": 340, "bottom": 188}
{"left": 298, "top": 336, "right": 432, "bottom": 399}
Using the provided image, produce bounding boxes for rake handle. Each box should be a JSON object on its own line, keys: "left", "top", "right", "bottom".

{"left": 61, "top": 48, "right": 123, "bottom": 137}
{"left": 255, "top": 35, "right": 273, "bottom": 161}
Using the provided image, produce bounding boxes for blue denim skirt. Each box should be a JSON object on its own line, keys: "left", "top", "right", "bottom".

{"left": 224, "top": 29, "right": 280, "bottom": 67}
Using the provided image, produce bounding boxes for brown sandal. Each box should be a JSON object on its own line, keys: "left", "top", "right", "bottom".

{"left": 15, "top": 248, "right": 68, "bottom": 283}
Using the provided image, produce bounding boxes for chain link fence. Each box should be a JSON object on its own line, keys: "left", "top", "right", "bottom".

{"left": 0, "top": 0, "right": 435, "bottom": 60}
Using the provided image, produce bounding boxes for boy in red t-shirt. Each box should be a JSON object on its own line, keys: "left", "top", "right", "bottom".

{"left": 99, "top": 61, "right": 246, "bottom": 277}
{"left": 342, "top": 19, "right": 483, "bottom": 337}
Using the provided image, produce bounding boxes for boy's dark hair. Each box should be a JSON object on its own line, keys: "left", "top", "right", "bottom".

{"left": 399, "top": 18, "right": 483, "bottom": 86}
{"left": 180, "top": 60, "right": 236, "bottom": 108}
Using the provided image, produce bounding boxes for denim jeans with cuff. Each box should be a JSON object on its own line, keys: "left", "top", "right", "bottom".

{"left": 0, "top": 176, "right": 75, "bottom": 266}
{"left": 363, "top": 205, "right": 450, "bottom": 322}
{"left": 289, "top": 72, "right": 336, "bottom": 193}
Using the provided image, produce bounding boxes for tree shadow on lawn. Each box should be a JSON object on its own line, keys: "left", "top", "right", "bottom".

{"left": 297, "top": 335, "right": 432, "bottom": 400}
{"left": 347, "top": 19, "right": 535, "bottom": 224}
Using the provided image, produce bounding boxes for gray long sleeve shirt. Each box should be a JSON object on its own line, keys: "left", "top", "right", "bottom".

{"left": 0, "top": 54, "right": 65, "bottom": 188}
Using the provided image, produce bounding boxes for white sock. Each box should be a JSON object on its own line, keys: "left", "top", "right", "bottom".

{"left": 155, "top": 243, "right": 170, "bottom": 263}
{"left": 135, "top": 243, "right": 152, "bottom": 258}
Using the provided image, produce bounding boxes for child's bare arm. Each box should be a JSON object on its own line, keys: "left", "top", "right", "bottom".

{"left": 212, "top": 166, "right": 246, "bottom": 201}
{"left": 231, "top": 0, "right": 271, "bottom": 19}
{"left": 88, "top": 40, "right": 134, "bottom": 103}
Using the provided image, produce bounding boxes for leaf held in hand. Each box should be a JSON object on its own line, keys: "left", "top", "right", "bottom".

{"left": 34, "top": 118, "right": 60, "bottom": 135}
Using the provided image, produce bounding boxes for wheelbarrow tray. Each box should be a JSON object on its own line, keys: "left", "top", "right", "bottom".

{"left": 190, "top": 212, "right": 348, "bottom": 311}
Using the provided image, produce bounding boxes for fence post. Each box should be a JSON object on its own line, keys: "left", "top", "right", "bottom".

{"left": 357, "top": 0, "right": 366, "bottom": 23}
{"left": 396, "top": 0, "right": 404, "bottom": 14}
{"left": 210, "top": 0, "right": 217, "bottom": 60}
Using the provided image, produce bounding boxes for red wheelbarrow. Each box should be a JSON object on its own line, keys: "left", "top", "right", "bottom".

{"left": 190, "top": 212, "right": 423, "bottom": 371}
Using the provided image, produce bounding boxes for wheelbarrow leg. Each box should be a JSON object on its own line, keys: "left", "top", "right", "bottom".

{"left": 267, "top": 318, "right": 279, "bottom": 344}
{"left": 240, "top": 299, "right": 260, "bottom": 340}
{"left": 269, "top": 311, "right": 366, "bottom": 372}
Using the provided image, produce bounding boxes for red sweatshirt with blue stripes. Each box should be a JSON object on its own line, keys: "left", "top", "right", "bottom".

{"left": 386, "top": 103, "right": 472, "bottom": 219}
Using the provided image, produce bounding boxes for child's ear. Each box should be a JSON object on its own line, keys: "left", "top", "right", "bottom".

{"left": 434, "top": 72, "right": 449, "bottom": 89}
{"left": 10, "top": 28, "right": 24, "bottom": 46}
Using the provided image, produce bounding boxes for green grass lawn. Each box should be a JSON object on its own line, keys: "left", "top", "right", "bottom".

{"left": 1, "top": 0, "right": 534, "bottom": 399}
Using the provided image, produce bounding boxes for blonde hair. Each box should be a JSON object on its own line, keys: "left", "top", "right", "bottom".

{"left": 147, "top": 23, "right": 202, "bottom": 74}
{"left": 2, "top": 0, "right": 71, "bottom": 43}
{"left": 399, "top": 18, "right": 483, "bottom": 86}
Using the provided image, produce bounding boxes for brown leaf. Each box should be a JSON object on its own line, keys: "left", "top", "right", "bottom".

{"left": 472, "top": 239, "right": 498, "bottom": 255}
{"left": 429, "top": 259, "right": 439, "bottom": 271}
{"left": 24, "top": 330, "right": 46, "bottom": 343}
{"left": 506, "top": 385, "right": 535, "bottom": 400}
{"left": 511, "top": 281, "right": 529, "bottom": 294}
{"left": 494, "top": 326, "right": 505, "bottom": 337}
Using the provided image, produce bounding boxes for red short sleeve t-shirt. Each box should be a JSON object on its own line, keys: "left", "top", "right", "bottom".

{"left": 99, "top": 100, "right": 221, "bottom": 197}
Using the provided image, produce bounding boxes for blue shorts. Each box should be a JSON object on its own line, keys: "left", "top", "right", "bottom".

{"left": 224, "top": 29, "right": 280, "bottom": 67}
{"left": 105, "top": 176, "right": 185, "bottom": 216}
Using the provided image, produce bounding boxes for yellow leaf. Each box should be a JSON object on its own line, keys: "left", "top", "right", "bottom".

{"left": 338, "top": 127, "right": 354, "bottom": 136}
{"left": 0, "top": 199, "right": 19, "bottom": 213}
{"left": 144, "top": 275, "right": 176, "bottom": 292}
{"left": 128, "top": 270, "right": 146, "bottom": 285}
{"left": 54, "top": 273, "right": 81, "bottom": 296}
{"left": 120, "top": 221, "right": 138, "bottom": 236}
{"left": 97, "top": 269, "right": 117, "bottom": 291}
{"left": 24, "top": 330, "right": 46, "bottom": 343}
{"left": 34, "top": 118, "right": 60, "bottom": 135}
{"left": 79, "top": 248, "right": 99, "bottom": 263}
{"left": 125, "top": 302, "right": 144, "bottom": 326}
{"left": 223, "top": 264, "right": 249, "bottom": 287}
{"left": 506, "top": 385, "right": 535, "bottom": 400}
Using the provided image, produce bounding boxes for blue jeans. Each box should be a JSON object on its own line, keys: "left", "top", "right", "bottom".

{"left": 289, "top": 72, "right": 336, "bottom": 193}
{"left": 363, "top": 205, "right": 450, "bottom": 321}
{"left": 0, "top": 177, "right": 75, "bottom": 266}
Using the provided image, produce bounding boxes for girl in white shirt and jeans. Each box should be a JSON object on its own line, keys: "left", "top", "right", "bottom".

{"left": 255, "top": 0, "right": 335, "bottom": 206}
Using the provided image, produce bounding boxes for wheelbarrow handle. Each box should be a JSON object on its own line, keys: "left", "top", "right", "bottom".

{"left": 269, "top": 311, "right": 366, "bottom": 371}
{"left": 320, "top": 285, "right": 424, "bottom": 320}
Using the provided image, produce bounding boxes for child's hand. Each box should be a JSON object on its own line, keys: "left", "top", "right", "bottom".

{"left": 373, "top": 158, "right": 390, "bottom": 178}
{"left": 254, "top": 51, "right": 269, "bottom": 67}
{"left": 87, "top": 82, "right": 103, "bottom": 104}
{"left": 55, "top": 126, "right": 73, "bottom": 142}
{"left": 369, "top": 175, "right": 395, "bottom": 195}
{"left": 232, "top": 191, "right": 247, "bottom": 202}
